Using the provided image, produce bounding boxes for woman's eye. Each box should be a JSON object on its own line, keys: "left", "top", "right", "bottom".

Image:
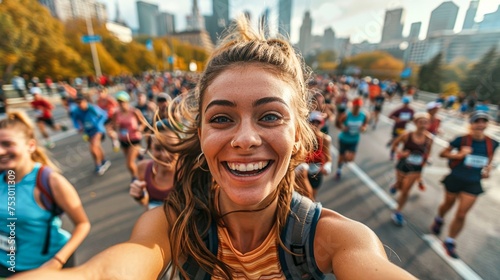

{"left": 210, "top": 115, "right": 232, "bottom": 123}
{"left": 261, "top": 114, "right": 281, "bottom": 122}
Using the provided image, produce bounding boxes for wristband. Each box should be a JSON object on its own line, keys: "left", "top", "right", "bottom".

{"left": 53, "top": 255, "right": 66, "bottom": 265}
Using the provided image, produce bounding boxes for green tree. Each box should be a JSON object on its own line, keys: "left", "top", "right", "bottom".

{"left": 0, "top": 0, "right": 90, "bottom": 80}
{"left": 418, "top": 52, "right": 443, "bottom": 93}
{"left": 485, "top": 55, "right": 500, "bottom": 105}
{"left": 460, "top": 47, "right": 497, "bottom": 96}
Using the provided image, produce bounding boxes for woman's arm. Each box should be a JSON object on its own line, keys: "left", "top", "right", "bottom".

{"left": 45, "top": 172, "right": 91, "bottom": 269}
{"left": 315, "top": 209, "right": 416, "bottom": 279}
{"left": 12, "top": 208, "right": 171, "bottom": 280}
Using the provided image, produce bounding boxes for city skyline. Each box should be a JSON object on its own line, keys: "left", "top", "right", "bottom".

{"left": 100, "top": 0, "right": 500, "bottom": 43}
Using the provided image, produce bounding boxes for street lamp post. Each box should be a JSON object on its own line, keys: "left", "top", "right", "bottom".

{"left": 86, "top": 12, "right": 102, "bottom": 78}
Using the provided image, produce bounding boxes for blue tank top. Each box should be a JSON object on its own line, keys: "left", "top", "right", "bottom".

{"left": 339, "top": 111, "right": 367, "bottom": 143}
{"left": 0, "top": 163, "right": 70, "bottom": 271}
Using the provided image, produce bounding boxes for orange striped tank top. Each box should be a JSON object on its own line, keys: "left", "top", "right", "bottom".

{"left": 213, "top": 225, "right": 285, "bottom": 280}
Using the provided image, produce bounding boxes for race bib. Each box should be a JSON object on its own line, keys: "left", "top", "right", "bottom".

{"left": 0, "top": 232, "right": 15, "bottom": 253}
{"left": 84, "top": 121, "right": 93, "bottom": 129}
{"left": 35, "top": 110, "right": 43, "bottom": 117}
{"left": 347, "top": 120, "right": 363, "bottom": 135}
{"left": 400, "top": 112, "right": 411, "bottom": 121}
{"left": 406, "top": 154, "right": 423, "bottom": 165}
{"left": 119, "top": 128, "right": 129, "bottom": 137}
{"left": 464, "top": 155, "right": 488, "bottom": 168}
{"left": 308, "top": 163, "right": 321, "bottom": 175}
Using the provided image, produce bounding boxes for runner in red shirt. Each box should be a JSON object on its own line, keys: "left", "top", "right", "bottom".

{"left": 96, "top": 86, "right": 120, "bottom": 152}
{"left": 30, "top": 87, "right": 67, "bottom": 148}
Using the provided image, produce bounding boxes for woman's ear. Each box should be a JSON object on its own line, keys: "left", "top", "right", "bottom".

{"left": 28, "top": 138, "right": 37, "bottom": 153}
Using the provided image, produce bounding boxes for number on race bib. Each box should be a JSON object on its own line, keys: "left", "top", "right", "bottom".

{"left": 464, "top": 155, "right": 488, "bottom": 168}
{"left": 406, "top": 154, "right": 423, "bottom": 165}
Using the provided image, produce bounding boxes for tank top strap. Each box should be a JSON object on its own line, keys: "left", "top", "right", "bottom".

{"left": 144, "top": 161, "right": 155, "bottom": 191}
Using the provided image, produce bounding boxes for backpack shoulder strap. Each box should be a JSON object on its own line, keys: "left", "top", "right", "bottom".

{"left": 485, "top": 136, "right": 494, "bottom": 164}
{"left": 36, "top": 166, "right": 64, "bottom": 216}
{"left": 449, "top": 135, "right": 470, "bottom": 169}
{"left": 279, "top": 192, "right": 324, "bottom": 279}
{"left": 181, "top": 220, "right": 218, "bottom": 280}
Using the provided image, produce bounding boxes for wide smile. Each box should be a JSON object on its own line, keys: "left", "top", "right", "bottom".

{"left": 0, "top": 156, "right": 13, "bottom": 164}
{"left": 224, "top": 160, "right": 272, "bottom": 177}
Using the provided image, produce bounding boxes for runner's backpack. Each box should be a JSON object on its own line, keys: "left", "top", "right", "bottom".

{"left": 36, "top": 166, "right": 64, "bottom": 255}
{"left": 179, "top": 191, "right": 325, "bottom": 279}
{"left": 449, "top": 135, "right": 494, "bottom": 169}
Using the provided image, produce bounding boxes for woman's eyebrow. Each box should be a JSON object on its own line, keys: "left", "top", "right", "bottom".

{"left": 204, "top": 99, "right": 236, "bottom": 113}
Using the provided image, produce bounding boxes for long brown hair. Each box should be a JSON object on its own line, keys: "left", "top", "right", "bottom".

{"left": 0, "top": 111, "right": 60, "bottom": 172}
{"left": 158, "top": 15, "right": 316, "bottom": 279}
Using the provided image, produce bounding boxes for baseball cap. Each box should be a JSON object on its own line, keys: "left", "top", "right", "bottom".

{"left": 469, "top": 111, "right": 490, "bottom": 123}
{"left": 402, "top": 96, "right": 411, "bottom": 104}
{"left": 352, "top": 98, "right": 363, "bottom": 107}
{"left": 30, "top": 87, "right": 42, "bottom": 95}
{"left": 309, "top": 111, "right": 324, "bottom": 123}
{"left": 413, "top": 112, "right": 430, "bottom": 121}
{"left": 115, "top": 91, "right": 130, "bottom": 102}
{"left": 426, "top": 101, "right": 441, "bottom": 110}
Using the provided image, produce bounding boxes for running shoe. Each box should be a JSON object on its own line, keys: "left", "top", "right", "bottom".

{"left": 112, "top": 140, "right": 120, "bottom": 153}
{"left": 418, "top": 181, "right": 426, "bottom": 191}
{"left": 97, "top": 160, "right": 111, "bottom": 176}
{"left": 45, "top": 141, "right": 55, "bottom": 149}
{"left": 335, "top": 170, "right": 342, "bottom": 181}
{"left": 61, "top": 125, "right": 68, "bottom": 132}
{"left": 391, "top": 212, "right": 405, "bottom": 226}
{"left": 389, "top": 185, "right": 397, "bottom": 195}
{"left": 443, "top": 241, "right": 459, "bottom": 259}
{"left": 431, "top": 217, "right": 444, "bottom": 235}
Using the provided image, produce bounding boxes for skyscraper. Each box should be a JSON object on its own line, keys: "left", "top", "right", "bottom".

{"left": 298, "top": 11, "right": 312, "bottom": 55}
{"left": 137, "top": 1, "right": 159, "bottom": 36}
{"left": 478, "top": 5, "right": 500, "bottom": 31}
{"left": 186, "top": 0, "right": 205, "bottom": 31}
{"left": 206, "top": 0, "right": 229, "bottom": 44}
{"left": 260, "top": 7, "right": 270, "bottom": 38}
{"left": 157, "top": 12, "right": 176, "bottom": 36}
{"left": 381, "top": 8, "right": 404, "bottom": 43}
{"left": 408, "top": 22, "right": 422, "bottom": 40}
{"left": 463, "top": 0, "right": 479, "bottom": 30}
{"left": 39, "top": 0, "right": 107, "bottom": 22}
{"left": 427, "top": 1, "right": 459, "bottom": 38}
{"left": 278, "top": 0, "right": 293, "bottom": 39}
{"left": 322, "top": 27, "right": 335, "bottom": 51}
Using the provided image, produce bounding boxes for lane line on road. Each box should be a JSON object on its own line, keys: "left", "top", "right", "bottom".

{"left": 51, "top": 129, "right": 78, "bottom": 142}
{"left": 329, "top": 145, "right": 484, "bottom": 280}
{"left": 422, "top": 234, "right": 483, "bottom": 280}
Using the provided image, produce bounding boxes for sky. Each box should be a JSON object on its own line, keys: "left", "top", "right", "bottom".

{"left": 102, "top": 0, "right": 500, "bottom": 44}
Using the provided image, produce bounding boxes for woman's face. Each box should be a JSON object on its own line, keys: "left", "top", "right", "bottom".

{"left": 199, "top": 65, "right": 298, "bottom": 208}
{"left": 151, "top": 133, "right": 178, "bottom": 169}
{"left": 471, "top": 119, "right": 488, "bottom": 133}
{"left": 0, "top": 129, "right": 35, "bottom": 171}
{"left": 415, "top": 118, "right": 430, "bottom": 131}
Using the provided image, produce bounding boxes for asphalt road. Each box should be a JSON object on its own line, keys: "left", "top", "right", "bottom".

{"left": 28, "top": 95, "right": 499, "bottom": 280}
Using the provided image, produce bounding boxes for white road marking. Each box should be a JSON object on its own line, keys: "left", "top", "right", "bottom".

{"left": 330, "top": 144, "right": 484, "bottom": 280}
{"left": 422, "top": 234, "right": 483, "bottom": 280}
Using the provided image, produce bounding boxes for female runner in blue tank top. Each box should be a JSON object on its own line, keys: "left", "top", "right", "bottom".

{"left": 0, "top": 112, "right": 90, "bottom": 277}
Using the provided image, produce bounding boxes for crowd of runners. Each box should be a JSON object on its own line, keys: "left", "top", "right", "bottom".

{"left": 0, "top": 67, "right": 497, "bottom": 277}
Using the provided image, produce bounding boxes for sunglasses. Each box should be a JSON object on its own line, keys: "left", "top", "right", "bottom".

{"left": 473, "top": 118, "right": 488, "bottom": 123}
{"left": 157, "top": 98, "right": 167, "bottom": 102}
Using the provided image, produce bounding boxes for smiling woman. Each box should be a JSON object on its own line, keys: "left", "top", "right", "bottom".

{"left": 12, "top": 15, "right": 416, "bottom": 280}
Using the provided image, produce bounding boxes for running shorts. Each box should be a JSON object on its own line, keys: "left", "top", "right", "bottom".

{"left": 441, "top": 174, "right": 483, "bottom": 195}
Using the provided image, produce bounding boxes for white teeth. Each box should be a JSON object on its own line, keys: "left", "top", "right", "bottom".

{"left": 228, "top": 161, "right": 269, "bottom": 172}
